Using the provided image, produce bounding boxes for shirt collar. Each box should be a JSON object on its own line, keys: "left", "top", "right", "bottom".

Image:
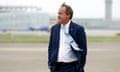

{"left": 61, "top": 20, "right": 71, "bottom": 34}
{"left": 61, "top": 20, "right": 71, "bottom": 28}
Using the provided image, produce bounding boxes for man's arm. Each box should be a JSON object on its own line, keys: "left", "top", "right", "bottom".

{"left": 78, "top": 26, "right": 87, "bottom": 68}
{"left": 48, "top": 27, "right": 53, "bottom": 68}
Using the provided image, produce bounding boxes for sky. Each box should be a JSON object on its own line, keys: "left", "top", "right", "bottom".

{"left": 0, "top": 0, "right": 120, "bottom": 19}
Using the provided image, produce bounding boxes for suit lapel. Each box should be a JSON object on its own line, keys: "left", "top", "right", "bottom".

{"left": 69, "top": 21, "right": 74, "bottom": 37}
{"left": 56, "top": 24, "right": 61, "bottom": 49}
{"left": 69, "top": 21, "right": 78, "bottom": 42}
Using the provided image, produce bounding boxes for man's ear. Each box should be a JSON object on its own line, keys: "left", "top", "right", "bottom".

{"left": 67, "top": 14, "right": 71, "bottom": 19}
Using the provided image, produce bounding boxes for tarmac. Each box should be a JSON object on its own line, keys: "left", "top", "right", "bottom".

{"left": 0, "top": 42, "right": 120, "bottom": 72}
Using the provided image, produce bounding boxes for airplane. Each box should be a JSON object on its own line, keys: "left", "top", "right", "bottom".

{"left": 28, "top": 25, "right": 49, "bottom": 31}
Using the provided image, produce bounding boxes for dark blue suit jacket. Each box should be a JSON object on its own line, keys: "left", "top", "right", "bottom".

{"left": 48, "top": 21, "right": 87, "bottom": 71}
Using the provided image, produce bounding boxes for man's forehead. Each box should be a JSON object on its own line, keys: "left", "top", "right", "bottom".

{"left": 59, "top": 6, "right": 66, "bottom": 12}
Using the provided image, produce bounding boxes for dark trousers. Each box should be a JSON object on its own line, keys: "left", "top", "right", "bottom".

{"left": 50, "top": 61, "right": 84, "bottom": 72}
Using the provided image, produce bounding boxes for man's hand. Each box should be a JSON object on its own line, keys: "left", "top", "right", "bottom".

{"left": 48, "top": 19, "right": 59, "bottom": 31}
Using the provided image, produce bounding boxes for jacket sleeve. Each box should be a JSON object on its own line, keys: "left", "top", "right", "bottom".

{"left": 77, "top": 26, "right": 87, "bottom": 69}
{"left": 48, "top": 27, "right": 53, "bottom": 68}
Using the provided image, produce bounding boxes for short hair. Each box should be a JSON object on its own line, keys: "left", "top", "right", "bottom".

{"left": 61, "top": 3, "right": 73, "bottom": 19}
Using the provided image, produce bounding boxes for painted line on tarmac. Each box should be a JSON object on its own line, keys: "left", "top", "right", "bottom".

{"left": 0, "top": 48, "right": 113, "bottom": 52}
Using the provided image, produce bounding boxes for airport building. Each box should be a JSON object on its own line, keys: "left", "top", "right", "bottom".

{"left": 0, "top": 6, "right": 50, "bottom": 31}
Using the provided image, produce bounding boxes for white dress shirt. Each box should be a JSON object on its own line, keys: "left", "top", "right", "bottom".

{"left": 57, "top": 20, "right": 78, "bottom": 62}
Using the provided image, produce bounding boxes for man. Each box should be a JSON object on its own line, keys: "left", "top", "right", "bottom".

{"left": 48, "top": 3, "right": 87, "bottom": 72}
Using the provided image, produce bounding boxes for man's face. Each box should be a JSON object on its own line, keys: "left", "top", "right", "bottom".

{"left": 57, "top": 6, "right": 70, "bottom": 24}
